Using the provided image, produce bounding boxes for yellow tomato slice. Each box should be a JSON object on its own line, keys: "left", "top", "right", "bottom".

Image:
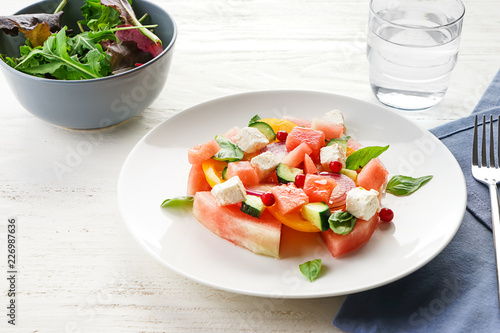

{"left": 346, "top": 146, "right": 356, "bottom": 157}
{"left": 267, "top": 205, "right": 321, "bottom": 233}
{"left": 201, "top": 159, "right": 227, "bottom": 187}
{"left": 260, "top": 118, "right": 297, "bottom": 135}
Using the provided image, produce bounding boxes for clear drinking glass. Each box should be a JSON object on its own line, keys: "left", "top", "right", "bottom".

{"left": 367, "top": 0, "right": 465, "bottom": 110}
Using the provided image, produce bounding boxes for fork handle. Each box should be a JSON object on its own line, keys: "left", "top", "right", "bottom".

{"left": 489, "top": 183, "right": 500, "bottom": 307}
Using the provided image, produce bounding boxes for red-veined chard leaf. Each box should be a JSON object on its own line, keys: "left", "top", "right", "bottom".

{"left": 100, "top": 0, "right": 162, "bottom": 46}
{"left": 106, "top": 40, "right": 152, "bottom": 74}
{"left": 115, "top": 24, "right": 162, "bottom": 57}
{"left": 0, "top": 12, "right": 63, "bottom": 37}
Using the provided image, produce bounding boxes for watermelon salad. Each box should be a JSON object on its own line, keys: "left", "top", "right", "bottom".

{"left": 163, "top": 109, "right": 432, "bottom": 268}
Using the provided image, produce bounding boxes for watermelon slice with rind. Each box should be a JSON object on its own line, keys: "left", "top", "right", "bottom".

{"left": 192, "top": 191, "right": 282, "bottom": 258}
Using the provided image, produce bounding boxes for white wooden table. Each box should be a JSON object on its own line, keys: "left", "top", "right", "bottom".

{"left": 1, "top": 0, "right": 499, "bottom": 332}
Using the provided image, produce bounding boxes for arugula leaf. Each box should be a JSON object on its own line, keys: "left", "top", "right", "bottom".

{"left": 213, "top": 135, "right": 244, "bottom": 162}
{"left": 13, "top": 27, "right": 111, "bottom": 80}
{"left": 80, "top": 0, "right": 123, "bottom": 32}
{"left": 345, "top": 145, "right": 389, "bottom": 170}
{"left": 53, "top": 0, "right": 68, "bottom": 14}
{"left": 161, "top": 196, "right": 194, "bottom": 208}
{"left": 328, "top": 211, "right": 357, "bottom": 235}
{"left": 386, "top": 175, "right": 433, "bottom": 196}
{"left": 299, "top": 259, "right": 322, "bottom": 282}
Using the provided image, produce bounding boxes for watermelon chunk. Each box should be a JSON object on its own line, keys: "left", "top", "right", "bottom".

{"left": 347, "top": 138, "right": 363, "bottom": 151}
{"left": 188, "top": 139, "right": 221, "bottom": 164}
{"left": 281, "top": 142, "right": 313, "bottom": 168}
{"left": 303, "top": 174, "right": 337, "bottom": 203}
{"left": 223, "top": 126, "right": 240, "bottom": 142}
{"left": 192, "top": 191, "right": 282, "bottom": 258}
{"left": 269, "top": 183, "right": 309, "bottom": 215}
{"left": 225, "top": 161, "right": 260, "bottom": 186}
{"left": 311, "top": 118, "right": 344, "bottom": 140}
{"left": 187, "top": 163, "right": 212, "bottom": 195}
{"left": 303, "top": 154, "right": 318, "bottom": 174}
{"left": 357, "top": 158, "right": 389, "bottom": 192}
{"left": 321, "top": 213, "right": 380, "bottom": 257}
{"left": 284, "top": 116, "right": 311, "bottom": 128}
{"left": 286, "top": 127, "right": 325, "bottom": 161}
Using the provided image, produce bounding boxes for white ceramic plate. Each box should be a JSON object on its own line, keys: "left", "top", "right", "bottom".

{"left": 118, "top": 90, "right": 466, "bottom": 298}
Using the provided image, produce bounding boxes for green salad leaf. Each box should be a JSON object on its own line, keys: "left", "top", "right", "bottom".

{"left": 345, "top": 145, "right": 389, "bottom": 170}
{"left": 1, "top": 0, "right": 163, "bottom": 80}
{"left": 161, "top": 196, "right": 194, "bottom": 208}
{"left": 11, "top": 27, "right": 111, "bottom": 80}
{"left": 80, "top": 0, "right": 123, "bottom": 32}
{"left": 299, "top": 259, "right": 322, "bottom": 282}
{"left": 328, "top": 211, "right": 357, "bottom": 235}
{"left": 386, "top": 175, "right": 433, "bottom": 196}
{"left": 213, "top": 135, "right": 244, "bottom": 162}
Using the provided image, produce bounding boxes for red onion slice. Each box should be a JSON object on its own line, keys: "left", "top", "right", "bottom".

{"left": 261, "top": 142, "right": 288, "bottom": 162}
{"left": 246, "top": 183, "right": 276, "bottom": 196}
{"left": 319, "top": 172, "right": 356, "bottom": 208}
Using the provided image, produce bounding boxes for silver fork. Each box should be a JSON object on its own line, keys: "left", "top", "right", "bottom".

{"left": 472, "top": 114, "right": 500, "bottom": 307}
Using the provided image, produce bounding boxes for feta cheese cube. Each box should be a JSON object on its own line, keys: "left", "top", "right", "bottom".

{"left": 320, "top": 144, "right": 346, "bottom": 170}
{"left": 323, "top": 109, "right": 345, "bottom": 126}
{"left": 345, "top": 187, "right": 380, "bottom": 220}
{"left": 233, "top": 127, "right": 269, "bottom": 154}
{"left": 251, "top": 151, "right": 279, "bottom": 180}
{"left": 211, "top": 176, "right": 247, "bottom": 206}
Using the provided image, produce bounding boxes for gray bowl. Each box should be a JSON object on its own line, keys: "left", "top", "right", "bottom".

{"left": 0, "top": 0, "right": 176, "bottom": 129}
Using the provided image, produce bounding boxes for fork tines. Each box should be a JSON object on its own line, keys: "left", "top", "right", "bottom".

{"left": 474, "top": 115, "right": 500, "bottom": 168}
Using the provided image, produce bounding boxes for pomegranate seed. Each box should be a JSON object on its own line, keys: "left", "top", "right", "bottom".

{"left": 329, "top": 161, "right": 342, "bottom": 173}
{"left": 295, "top": 173, "right": 306, "bottom": 187}
{"left": 379, "top": 208, "right": 394, "bottom": 222}
{"left": 261, "top": 192, "right": 275, "bottom": 206}
{"left": 276, "top": 130, "right": 288, "bottom": 141}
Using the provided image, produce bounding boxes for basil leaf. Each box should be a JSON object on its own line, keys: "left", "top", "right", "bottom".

{"left": 161, "top": 196, "right": 194, "bottom": 208}
{"left": 386, "top": 175, "right": 433, "bottom": 196}
{"left": 299, "top": 259, "right": 322, "bottom": 282}
{"left": 213, "top": 135, "right": 244, "bottom": 162}
{"left": 248, "top": 114, "right": 261, "bottom": 125}
{"left": 345, "top": 145, "right": 389, "bottom": 170}
{"left": 329, "top": 211, "right": 357, "bottom": 235}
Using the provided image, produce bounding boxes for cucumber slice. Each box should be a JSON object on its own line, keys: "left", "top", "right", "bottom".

{"left": 222, "top": 166, "right": 228, "bottom": 180}
{"left": 276, "top": 163, "right": 303, "bottom": 184}
{"left": 339, "top": 168, "right": 357, "bottom": 182}
{"left": 241, "top": 195, "right": 266, "bottom": 218}
{"left": 301, "top": 202, "right": 331, "bottom": 231}
{"left": 249, "top": 122, "right": 276, "bottom": 142}
{"left": 326, "top": 138, "right": 348, "bottom": 152}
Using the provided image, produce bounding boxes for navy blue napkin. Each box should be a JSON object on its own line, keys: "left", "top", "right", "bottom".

{"left": 333, "top": 68, "right": 500, "bottom": 333}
